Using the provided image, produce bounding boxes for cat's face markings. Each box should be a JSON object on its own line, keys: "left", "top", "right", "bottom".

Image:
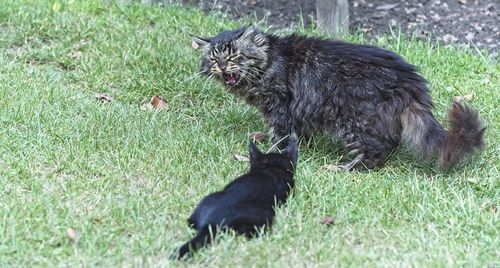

{"left": 207, "top": 42, "right": 243, "bottom": 86}
{"left": 194, "top": 27, "right": 269, "bottom": 88}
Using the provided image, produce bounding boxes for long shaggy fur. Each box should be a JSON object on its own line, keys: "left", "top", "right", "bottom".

{"left": 438, "top": 102, "right": 485, "bottom": 169}
{"left": 192, "top": 27, "right": 485, "bottom": 170}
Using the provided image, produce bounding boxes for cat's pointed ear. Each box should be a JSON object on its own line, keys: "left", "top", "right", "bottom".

{"left": 248, "top": 141, "right": 263, "bottom": 163}
{"left": 237, "top": 26, "right": 256, "bottom": 41}
{"left": 284, "top": 139, "right": 299, "bottom": 168}
{"left": 190, "top": 34, "right": 210, "bottom": 50}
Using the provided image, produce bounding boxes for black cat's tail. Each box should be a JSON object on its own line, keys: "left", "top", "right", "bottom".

{"left": 401, "top": 101, "right": 485, "bottom": 170}
{"left": 173, "top": 225, "right": 216, "bottom": 260}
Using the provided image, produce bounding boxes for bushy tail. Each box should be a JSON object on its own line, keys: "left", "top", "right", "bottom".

{"left": 438, "top": 101, "right": 485, "bottom": 169}
{"left": 401, "top": 101, "right": 485, "bottom": 170}
{"left": 172, "top": 225, "right": 216, "bottom": 260}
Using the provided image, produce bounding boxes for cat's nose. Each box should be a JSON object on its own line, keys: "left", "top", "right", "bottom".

{"left": 218, "top": 63, "right": 227, "bottom": 71}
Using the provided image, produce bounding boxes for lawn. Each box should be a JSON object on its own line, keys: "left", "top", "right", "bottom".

{"left": 0, "top": 1, "right": 498, "bottom": 267}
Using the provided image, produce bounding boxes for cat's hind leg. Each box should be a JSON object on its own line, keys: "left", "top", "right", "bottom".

{"left": 229, "top": 212, "right": 273, "bottom": 238}
{"left": 339, "top": 134, "right": 396, "bottom": 170}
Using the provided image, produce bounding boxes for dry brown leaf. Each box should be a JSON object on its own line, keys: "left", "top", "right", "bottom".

{"left": 94, "top": 93, "right": 113, "bottom": 102}
{"left": 465, "top": 32, "right": 475, "bottom": 41}
{"left": 73, "top": 39, "right": 90, "bottom": 50}
{"left": 376, "top": 3, "right": 398, "bottom": 10}
{"left": 233, "top": 153, "right": 250, "bottom": 162}
{"left": 321, "top": 164, "right": 341, "bottom": 171}
{"left": 466, "top": 177, "right": 479, "bottom": 184}
{"left": 361, "top": 26, "right": 373, "bottom": 33}
{"left": 320, "top": 216, "right": 335, "bottom": 226}
{"left": 67, "top": 51, "right": 82, "bottom": 60}
{"left": 453, "top": 93, "right": 474, "bottom": 103}
{"left": 150, "top": 95, "right": 169, "bottom": 110}
{"left": 191, "top": 40, "right": 200, "bottom": 50}
{"left": 248, "top": 131, "right": 267, "bottom": 142}
{"left": 442, "top": 34, "right": 458, "bottom": 43}
{"left": 66, "top": 228, "right": 77, "bottom": 242}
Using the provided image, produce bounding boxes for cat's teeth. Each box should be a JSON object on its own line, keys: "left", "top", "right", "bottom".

{"left": 223, "top": 73, "right": 239, "bottom": 85}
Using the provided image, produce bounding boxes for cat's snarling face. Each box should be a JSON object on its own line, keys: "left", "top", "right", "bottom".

{"left": 192, "top": 27, "right": 269, "bottom": 87}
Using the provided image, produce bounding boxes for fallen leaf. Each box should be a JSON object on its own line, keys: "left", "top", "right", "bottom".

{"left": 248, "top": 131, "right": 267, "bottom": 142}
{"left": 321, "top": 164, "right": 341, "bottom": 171}
{"left": 67, "top": 51, "right": 82, "bottom": 60}
{"left": 191, "top": 40, "right": 200, "bottom": 50}
{"left": 320, "top": 216, "right": 335, "bottom": 226}
{"left": 52, "top": 1, "right": 61, "bottom": 12}
{"left": 376, "top": 3, "right": 398, "bottom": 10}
{"left": 150, "top": 95, "right": 169, "bottom": 110}
{"left": 453, "top": 93, "right": 474, "bottom": 103}
{"left": 66, "top": 228, "right": 77, "bottom": 242}
{"left": 233, "top": 153, "right": 250, "bottom": 162}
{"left": 416, "top": 14, "right": 427, "bottom": 21}
{"left": 361, "top": 26, "right": 373, "bottom": 33}
{"left": 73, "top": 39, "right": 90, "bottom": 50}
{"left": 372, "top": 12, "right": 386, "bottom": 19}
{"left": 431, "top": 14, "right": 441, "bottom": 21}
{"left": 492, "top": 206, "right": 497, "bottom": 214}
{"left": 466, "top": 177, "right": 478, "bottom": 184}
{"left": 442, "top": 34, "right": 458, "bottom": 43}
{"left": 465, "top": 32, "right": 475, "bottom": 42}
{"left": 94, "top": 93, "right": 113, "bottom": 102}
{"left": 458, "top": 0, "right": 467, "bottom": 5}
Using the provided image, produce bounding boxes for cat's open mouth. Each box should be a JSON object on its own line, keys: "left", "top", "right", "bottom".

{"left": 222, "top": 72, "right": 240, "bottom": 86}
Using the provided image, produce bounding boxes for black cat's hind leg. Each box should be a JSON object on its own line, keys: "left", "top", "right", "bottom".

{"left": 172, "top": 225, "right": 217, "bottom": 260}
{"left": 229, "top": 213, "right": 273, "bottom": 238}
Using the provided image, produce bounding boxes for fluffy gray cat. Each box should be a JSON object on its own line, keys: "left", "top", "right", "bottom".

{"left": 192, "top": 27, "right": 485, "bottom": 170}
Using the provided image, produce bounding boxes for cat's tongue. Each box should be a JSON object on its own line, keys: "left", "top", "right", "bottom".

{"left": 223, "top": 73, "right": 239, "bottom": 85}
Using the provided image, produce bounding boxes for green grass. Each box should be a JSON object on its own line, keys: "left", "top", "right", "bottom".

{"left": 0, "top": 1, "right": 498, "bottom": 267}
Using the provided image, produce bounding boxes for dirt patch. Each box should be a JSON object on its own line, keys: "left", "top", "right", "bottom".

{"left": 180, "top": 0, "right": 498, "bottom": 58}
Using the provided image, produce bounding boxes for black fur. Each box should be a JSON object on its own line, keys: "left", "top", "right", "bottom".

{"left": 172, "top": 141, "right": 298, "bottom": 259}
{"left": 193, "top": 27, "right": 485, "bottom": 170}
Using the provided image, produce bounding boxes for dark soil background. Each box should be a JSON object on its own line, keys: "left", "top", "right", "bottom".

{"left": 179, "top": 0, "right": 498, "bottom": 57}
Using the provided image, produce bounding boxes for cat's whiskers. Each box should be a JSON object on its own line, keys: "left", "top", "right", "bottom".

{"left": 242, "top": 67, "right": 263, "bottom": 83}
{"left": 245, "top": 66, "right": 264, "bottom": 78}
{"left": 199, "top": 73, "right": 215, "bottom": 86}
{"left": 180, "top": 69, "right": 219, "bottom": 87}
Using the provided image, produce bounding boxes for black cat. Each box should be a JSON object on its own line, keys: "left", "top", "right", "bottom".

{"left": 172, "top": 140, "right": 298, "bottom": 259}
{"left": 192, "top": 27, "right": 485, "bottom": 170}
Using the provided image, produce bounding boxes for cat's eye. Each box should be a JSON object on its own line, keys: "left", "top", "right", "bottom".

{"left": 227, "top": 55, "right": 241, "bottom": 62}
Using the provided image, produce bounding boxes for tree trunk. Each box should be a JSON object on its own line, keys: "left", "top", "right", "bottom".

{"left": 316, "top": 0, "right": 349, "bottom": 37}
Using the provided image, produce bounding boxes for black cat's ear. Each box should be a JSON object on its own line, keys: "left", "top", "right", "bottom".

{"left": 284, "top": 139, "right": 298, "bottom": 168}
{"left": 190, "top": 34, "right": 210, "bottom": 50}
{"left": 248, "top": 141, "right": 262, "bottom": 163}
